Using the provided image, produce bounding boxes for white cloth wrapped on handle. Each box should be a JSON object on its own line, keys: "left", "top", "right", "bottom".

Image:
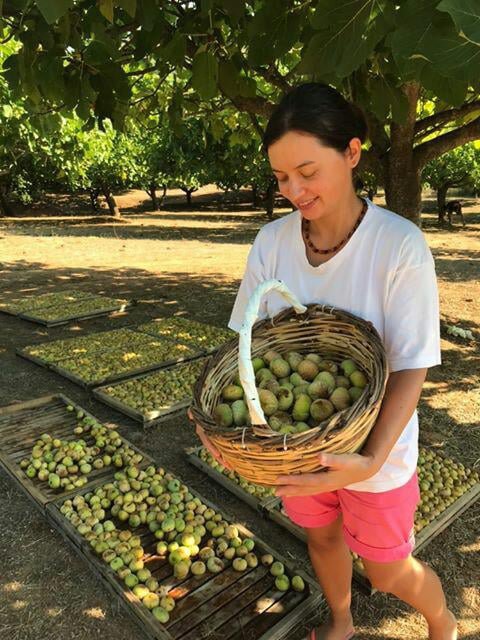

{"left": 238, "top": 279, "right": 307, "bottom": 426}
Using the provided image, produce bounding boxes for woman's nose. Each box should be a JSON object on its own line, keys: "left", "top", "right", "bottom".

{"left": 286, "top": 180, "right": 306, "bottom": 200}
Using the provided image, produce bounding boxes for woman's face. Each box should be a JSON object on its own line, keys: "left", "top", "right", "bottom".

{"left": 267, "top": 130, "right": 361, "bottom": 220}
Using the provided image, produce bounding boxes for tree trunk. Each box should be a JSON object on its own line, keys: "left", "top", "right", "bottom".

{"left": 436, "top": 185, "right": 448, "bottom": 224}
{"left": 184, "top": 188, "right": 197, "bottom": 206}
{"left": 148, "top": 183, "right": 159, "bottom": 211}
{"left": 384, "top": 83, "right": 422, "bottom": 225}
{"left": 160, "top": 185, "right": 167, "bottom": 206}
{"left": 367, "top": 188, "right": 375, "bottom": 201}
{"left": 252, "top": 184, "right": 259, "bottom": 207}
{"left": 102, "top": 186, "right": 121, "bottom": 218}
{"left": 89, "top": 189, "right": 100, "bottom": 212}
{"left": 265, "top": 179, "right": 276, "bottom": 220}
{"left": 0, "top": 189, "right": 14, "bottom": 217}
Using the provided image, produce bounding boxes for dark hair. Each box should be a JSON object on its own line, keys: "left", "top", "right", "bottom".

{"left": 263, "top": 83, "right": 368, "bottom": 152}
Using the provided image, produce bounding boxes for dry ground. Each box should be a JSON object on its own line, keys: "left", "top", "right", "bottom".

{"left": 0, "top": 187, "right": 478, "bottom": 640}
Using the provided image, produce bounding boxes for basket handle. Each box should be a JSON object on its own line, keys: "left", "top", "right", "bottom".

{"left": 238, "top": 279, "right": 307, "bottom": 428}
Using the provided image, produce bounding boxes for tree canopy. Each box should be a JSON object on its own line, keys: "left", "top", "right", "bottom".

{"left": 1, "top": 1, "right": 480, "bottom": 222}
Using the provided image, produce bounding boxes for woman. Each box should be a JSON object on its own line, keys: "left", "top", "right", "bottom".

{"left": 195, "top": 83, "right": 455, "bottom": 640}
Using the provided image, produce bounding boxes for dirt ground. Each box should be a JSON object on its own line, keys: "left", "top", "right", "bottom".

{"left": 0, "top": 187, "right": 478, "bottom": 640}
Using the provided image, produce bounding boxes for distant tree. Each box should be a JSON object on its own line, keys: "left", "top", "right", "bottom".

{"left": 422, "top": 144, "right": 478, "bottom": 223}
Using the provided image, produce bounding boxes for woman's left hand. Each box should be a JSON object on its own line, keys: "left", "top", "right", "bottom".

{"left": 275, "top": 452, "right": 378, "bottom": 497}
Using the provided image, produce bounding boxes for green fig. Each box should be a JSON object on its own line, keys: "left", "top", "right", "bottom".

{"left": 231, "top": 399, "right": 248, "bottom": 426}
{"left": 350, "top": 370, "right": 367, "bottom": 388}
{"left": 318, "top": 359, "right": 338, "bottom": 375}
{"left": 258, "top": 389, "right": 278, "bottom": 416}
{"left": 256, "top": 368, "right": 275, "bottom": 384}
{"left": 289, "top": 372, "right": 306, "bottom": 387}
{"left": 269, "top": 411, "right": 293, "bottom": 431}
{"left": 314, "top": 371, "right": 336, "bottom": 394}
{"left": 310, "top": 399, "right": 335, "bottom": 422}
{"left": 297, "top": 359, "right": 319, "bottom": 381}
{"left": 286, "top": 351, "right": 303, "bottom": 371}
{"left": 292, "top": 393, "right": 311, "bottom": 422}
{"left": 270, "top": 358, "right": 291, "bottom": 378}
{"left": 307, "top": 380, "right": 330, "bottom": 400}
{"left": 214, "top": 403, "right": 233, "bottom": 428}
{"left": 259, "top": 379, "right": 280, "bottom": 395}
{"left": 330, "top": 387, "right": 351, "bottom": 411}
{"left": 349, "top": 386, "right": 363, "bottom": 402}
{"left": 335, "top": 375, "right": 351, "bottom": 389}
{"left": 341, "top": 359, "right": 357, "bottom": 376}
{"left": 221, "top": 384, "right": 244, "bottom": 401}
{"left": 277, "top": 387, "right": 294, "bottom": 411}
{"left": 263, "top": 350, "right": 282, "bottom": 364}
{"left": 306, "top": 353, "right": 322, "bottom": 365}
{"left": 294, "top": 422, "right": 310, "bottom": 433}
{"left": 293, "top": 383, "right": 310, "bottom": 399}
{"left": 252, "top": 357, "right": 265, "bottom": 373}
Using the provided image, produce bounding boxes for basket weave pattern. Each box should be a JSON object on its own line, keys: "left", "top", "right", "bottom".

{"left": 191, "top": 304, "right": 388, "bottom": 485}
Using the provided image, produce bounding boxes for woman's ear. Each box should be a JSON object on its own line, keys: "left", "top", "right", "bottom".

{"left": 345, "top": 138, "right": 362, "bottom": 168}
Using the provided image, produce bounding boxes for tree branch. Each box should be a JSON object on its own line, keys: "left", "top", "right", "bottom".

{"left": 255, "top": 65, "right": 292, "bottom": 94}
{"left": 414, "top": 116, "right": 480, "bottom": 168}
{"left": 227, "top": 95, "right": 275, "bottom": 118}
{"left": 415, "top": 100, "right": 480, "bottom": 137}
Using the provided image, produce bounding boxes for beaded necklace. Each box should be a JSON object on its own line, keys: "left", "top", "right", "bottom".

{"left": 302, "top": 198, "right": 368, "bottom": 255}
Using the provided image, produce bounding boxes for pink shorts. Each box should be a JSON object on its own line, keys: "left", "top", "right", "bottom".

{"left": 282, "top": 472, "right": 420, "bottom": 563}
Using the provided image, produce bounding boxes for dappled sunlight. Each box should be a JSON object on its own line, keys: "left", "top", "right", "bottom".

{"left": 84, "top": 607, "right": 106, "bottom": 620}
{"left": 3, "top": 581, "right": 23, "bottom": 593}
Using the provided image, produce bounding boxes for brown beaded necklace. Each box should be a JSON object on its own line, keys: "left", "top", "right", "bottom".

{"left": 302, "top": 198, "right": 368, "bottom": 255}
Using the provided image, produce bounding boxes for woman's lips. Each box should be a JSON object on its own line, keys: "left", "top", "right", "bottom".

{"left": 298, "top": 197, "right": 318, "bottom": 211}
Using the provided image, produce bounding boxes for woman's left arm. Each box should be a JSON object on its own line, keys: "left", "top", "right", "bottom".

{"left": 275, "top": 367, "right": 427, "bottom": 497}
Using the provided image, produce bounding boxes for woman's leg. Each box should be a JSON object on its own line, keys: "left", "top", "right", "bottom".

{"left": 362, "top": 555, "right": 457, "bottom": 640}
{"left": 306, "top": 516, "right": 355, "bottom": 639}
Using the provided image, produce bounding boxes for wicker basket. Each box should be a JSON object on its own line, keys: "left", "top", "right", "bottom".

{"left": 190, "top": 280, "right": 388, "bottom": 485}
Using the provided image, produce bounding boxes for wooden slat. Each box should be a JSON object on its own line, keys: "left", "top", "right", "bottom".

{"left": 185, "top": 447, "right": 273, "bottom": 513}
{"left": 0, "top": 394, "right": 154, "bottom": 510}
{"left": 93, "top": 385, "right": 191, "bottom": 428}
{"left": 45, "top": 472, "right": 325, "bottom": 640}
{"left": 172, "top": 571, "right": 273, "bottom": 640}
{"left": 17, "top": 301, "right": 134, "bottom": 327}
{"left": 215, "top": 588, "right": 305, "bottom": 640}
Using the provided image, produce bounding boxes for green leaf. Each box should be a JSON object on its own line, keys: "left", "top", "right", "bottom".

{"left": 300, "top": 0, "right": 393, "bottom": 77}
{"left": 191, "top": 50, "right": 218, "bottom": 100}
{"left": 2, "top": 105, "right": 13, "bottom": 118}
{"left": 417, "top": 13, "right": 480, "bottom": 83}
{"left": 117, "top": 0, "right": 137, "bottom": 17}
{"left": 35, "top": 0, "right": 74, "bottom": 24}
{"left": 247, "top": 1, "right": 303, "bottom": 66}
{"left": 220, "top": 0, "right": 245, "bottom": 23}
{"left": 438, "top": 0, "right": 480, "bottom": 44}
{"left": 368, "top": 76, "right": 409, "bottom": 123}
{"left": 98, "top": 0, "right": 114, "bottom": 23}
{"left": 419, "top": 68, "right": 468, "bottom": 106}
{"left": 161, "top": 32, "right": 187, "bottom": 66}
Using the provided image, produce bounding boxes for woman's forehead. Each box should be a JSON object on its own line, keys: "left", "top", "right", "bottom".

{"left": 268, "top": 132, "right": 335, "bottom": 171}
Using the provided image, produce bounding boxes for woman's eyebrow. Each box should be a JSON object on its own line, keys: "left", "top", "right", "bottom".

{"left": 271, "top": 160, "right": 316, "bottom": 173}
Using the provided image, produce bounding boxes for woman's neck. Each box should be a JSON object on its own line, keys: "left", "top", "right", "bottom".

{"left": 307, "top": 192, "right": 363, "bottom": 246}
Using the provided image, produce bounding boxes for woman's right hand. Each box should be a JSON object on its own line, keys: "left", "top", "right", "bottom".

{"left": 187, "top": 408, "right": 233, "bottom": 471}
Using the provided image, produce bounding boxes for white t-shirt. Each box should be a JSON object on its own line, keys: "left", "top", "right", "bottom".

{"left": 228, "top": 200, "right": 441, "bottom": 492}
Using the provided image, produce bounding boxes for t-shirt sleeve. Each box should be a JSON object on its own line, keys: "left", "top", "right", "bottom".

{"left": 228, "top": 230, "right": 269, "bottom": 333}
{"left": 383, "top": 239, "right": 441, "bottom": 372}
